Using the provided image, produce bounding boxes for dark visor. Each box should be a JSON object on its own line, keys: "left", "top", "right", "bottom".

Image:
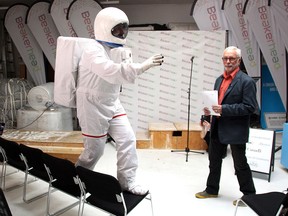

{"left": 111, "top": 23, "right": 129, "bottom": 39}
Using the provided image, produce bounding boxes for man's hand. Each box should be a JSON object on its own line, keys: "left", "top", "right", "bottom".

{"left": 203, "top": 107, "right": 211, "bottom": 116}
{"left": 212, "top": 105, "right": 222, "bottom": 114}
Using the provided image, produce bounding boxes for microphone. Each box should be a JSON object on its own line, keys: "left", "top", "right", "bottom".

{"left": 191, "top": 56, "right": 195, "bottom": 61}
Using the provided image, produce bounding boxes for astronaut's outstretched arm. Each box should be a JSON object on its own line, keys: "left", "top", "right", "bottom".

{"left": 140, "top": 54, "right": 164, "bottom": 72}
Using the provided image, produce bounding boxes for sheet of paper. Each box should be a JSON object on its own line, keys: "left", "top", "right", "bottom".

{"left": 201, "top": 90, "right": 220, "bottom": 116}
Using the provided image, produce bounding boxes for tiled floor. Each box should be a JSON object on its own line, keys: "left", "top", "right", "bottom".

{"left": 2, "top": 142, "right": 287, "bottom": 216}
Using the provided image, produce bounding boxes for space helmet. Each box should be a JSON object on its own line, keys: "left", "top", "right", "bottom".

{"left": 94, "top": 7, "right": 129, "bottom": 45}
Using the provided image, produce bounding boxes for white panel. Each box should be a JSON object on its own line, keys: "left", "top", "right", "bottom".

{"left": 121, "top": 30, "right": 226, "bottom": 132}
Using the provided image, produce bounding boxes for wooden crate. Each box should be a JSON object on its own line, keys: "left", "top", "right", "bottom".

{"left": 148, "top": 123, "right": 178, "bottom": 149}
{"left": 136, "top": 131, "right": 151, "bottom": 149}
{"left": 173, "top": 122, "right": 207, "bottom": 150}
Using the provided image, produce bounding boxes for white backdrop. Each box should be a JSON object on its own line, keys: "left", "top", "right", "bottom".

{"left": 121, "top": 30, "right": 226, "bottom": 132}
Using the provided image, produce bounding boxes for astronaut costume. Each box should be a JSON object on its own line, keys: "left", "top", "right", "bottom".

{"left": 75, "top": 7, "right": 164, "bottom": 195}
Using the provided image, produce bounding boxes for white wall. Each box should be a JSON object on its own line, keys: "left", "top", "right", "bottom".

{"left": 121, "top": 30, "right": 226, "bottom": 132}
{"left": 113, "top": 3, "right": 195, "bottom": 25}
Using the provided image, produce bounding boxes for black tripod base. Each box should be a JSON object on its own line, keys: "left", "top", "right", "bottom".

{"left": 275, "top": 146, "right": 282, "bottom": 153}
{"left": 171, "top": 147, "right": 205, "bottom": 162}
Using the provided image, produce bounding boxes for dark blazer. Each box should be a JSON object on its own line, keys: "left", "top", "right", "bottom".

{"left": 210, "top": 70, "right": 258, "bottom": 144}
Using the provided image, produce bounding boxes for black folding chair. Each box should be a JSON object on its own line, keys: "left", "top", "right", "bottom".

{"left": 234, "top": 190, "right": 288, "bottom": 216}
{"left": 0, "top": 188, "right": 12, "bottom": 216}
{"left": 19, "top": 144, "right": 51, "bottom": 203}
{"left": 42, "top": 153, "right": 84, "bottom": 216}
{"left": 0, "top": 137, "right": 26, "bottom": 191}
{"left": 76, "top": 166, "right": 154, "bottom": 216}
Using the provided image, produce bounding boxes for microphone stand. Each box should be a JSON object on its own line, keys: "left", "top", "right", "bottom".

{"left": 171, "top": 56, "right": 204, "bottom": 162}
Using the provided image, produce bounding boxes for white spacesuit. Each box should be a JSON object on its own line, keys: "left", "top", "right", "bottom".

{"left": 75, "top": 7, "right": 164, "bottom": 195}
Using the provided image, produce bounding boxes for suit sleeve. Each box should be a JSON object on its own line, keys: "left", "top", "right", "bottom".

{"left": 80, "top": 46, "right": 143, "bottom": 85}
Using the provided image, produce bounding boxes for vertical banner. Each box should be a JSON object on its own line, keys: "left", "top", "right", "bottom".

{"left": 190, "top": 0, "right": 235, "bottom": 45}
{"left": 50, "top": 0, "right": 77, "bottom": 37}
{"left": 191, "top": 0, "right": 228, "bottom": 30}
{"left": 222, "top": 0, "right": 260, "bottom": 78}
{"left": 4, "top": 4, "right": 46, "bottom": 85}
{"left": 244, "top": 0, "right": 286, "bottom": 110}
{"left": 66, "top": 0, "right": 102, "bottom": 38}
{"left": 26, "top": 1, "right": 60, "bottom": 69}
{"left": 269, "top": 0, "right": 288, "bottom": 51}
{"left": 123, "top": 31, "right": 226, "bottom": 132}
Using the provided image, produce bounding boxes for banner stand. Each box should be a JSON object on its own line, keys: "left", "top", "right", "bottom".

{"left": 246, "top": 128, "right": 275, "bottom": 182}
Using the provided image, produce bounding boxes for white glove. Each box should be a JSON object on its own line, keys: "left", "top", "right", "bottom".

{"left": 140, "top": 54, "right": 164, "bottom": 72}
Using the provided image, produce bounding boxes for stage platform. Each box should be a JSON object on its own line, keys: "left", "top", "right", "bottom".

{"left": 1, "top": 123, "right": 207, "bottom": 163}
{"left": 139, "top": 122, "right": 207, "bottom": 150}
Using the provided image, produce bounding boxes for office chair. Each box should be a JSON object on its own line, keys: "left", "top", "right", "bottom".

{"left": 234, "top": 190, "right": 288, "bottom": 216}
{"left": 76, "top": 166, "right": 154, "bottom": 216}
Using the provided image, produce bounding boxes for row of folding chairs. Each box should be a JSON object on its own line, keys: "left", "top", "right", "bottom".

{"left": 0, "top": 137, "right": 153, "bottom": 216}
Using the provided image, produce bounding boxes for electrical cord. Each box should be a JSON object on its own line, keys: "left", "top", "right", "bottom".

{"left": 16, "top": 102, "right": 55, "bottom": 130}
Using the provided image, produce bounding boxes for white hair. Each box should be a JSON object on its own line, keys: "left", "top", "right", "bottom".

{"left": 223, "top": 46, "right": 241, "bottom": 58}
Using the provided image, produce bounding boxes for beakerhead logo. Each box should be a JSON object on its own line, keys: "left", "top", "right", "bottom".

{"left": 207, "top": 6, "right": 221, "bottom": 31}
{"left": 258, "top": 6, "right": 281, "bottom": 69}
{"left": 16, "top": 16, "right": 41, "bottom": 71}
{"left": 38, "top": 14, "right": 57, "bottom": 51}
{"left": 236, "top": 3, "right": 256, "bottom": 67}
{"left": 81, "top": 11, "right": 94, "bottom": 38}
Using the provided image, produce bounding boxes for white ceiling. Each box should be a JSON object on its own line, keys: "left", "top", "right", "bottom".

{"left": 0, "top": 0, "right": 193, "bottom": 8}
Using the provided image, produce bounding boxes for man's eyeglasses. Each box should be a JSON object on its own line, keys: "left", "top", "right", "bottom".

{"left": 222, "top": 57, "right": 239, "bottom": 62}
